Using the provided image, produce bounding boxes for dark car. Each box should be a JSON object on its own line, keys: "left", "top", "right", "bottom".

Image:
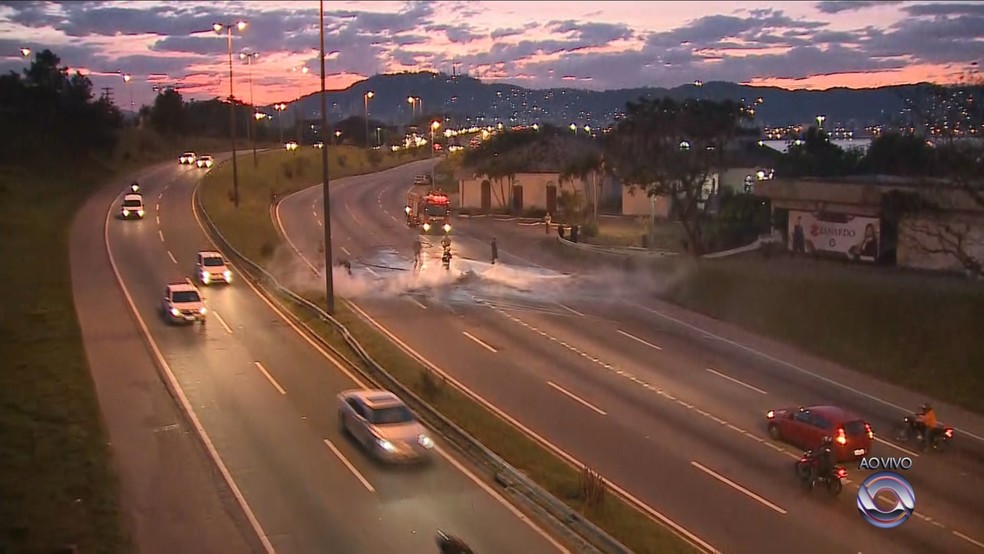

{"left": 766, "top": 405, "right": 873, "bottom": 462}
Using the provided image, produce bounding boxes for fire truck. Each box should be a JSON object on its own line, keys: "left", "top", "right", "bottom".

{"left": 405, "top": 190, "right": 451, "bottom": 234}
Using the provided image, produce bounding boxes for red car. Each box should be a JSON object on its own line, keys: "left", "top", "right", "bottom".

{"left": 766, "top": 405, "right": 873, "bottom": 462}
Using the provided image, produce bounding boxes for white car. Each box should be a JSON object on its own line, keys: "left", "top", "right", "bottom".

{"left": 196, "top": 251, "right": 232, "bottom": 285}
{"left": 196, "top": 155, "right": 214, "bottom": 169}
{"left": 179, "top": 152, "right": 197, "bottom": 164}
{"left": 162, "top": 282, "right": 207, "bottom": 325}
{"left": 121, "top": 193, "right": 145, "bottom": 219}
{"left": 337, "top": 389, "right": 435, "bottom": 462}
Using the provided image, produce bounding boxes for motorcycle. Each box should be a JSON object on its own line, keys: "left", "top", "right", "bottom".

{"left": 795, "top": 451, "right": 847, "bottom": 496}
{"left": 895, "top": 416, "right": 954, "bottom": 451}
{"left": 441, "top": 248, "right": 452, "bottom": 270}
{"left": 436, "top": 530, "right": 474, "bottom": 553}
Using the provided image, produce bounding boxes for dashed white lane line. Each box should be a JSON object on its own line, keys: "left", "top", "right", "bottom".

{"left": 312, "top": 210, "right": 317, "bottom": 218}
{"left": 408, "top": 297, "right": 427, "bottom": 310}
{"left": 365, "top": 267, "right": 380, "bottom": 278}
{"left": 874, "top": 436, "right": 920, "bottom": 458}
{"left": 167, "top": 250, "right": 178, "bottom": 264}
{"left": 346, "top": 201, "right": 363, "bottom": 224}
{"left": 463, "top": 331, "right": 498, "bottom": 353}
{"left": 547, "top": 381, "right": 607, "bottom": 416}
{"left": 158, "top": 229, "right": 165, "bottom": 242}
{"left": 253, "top": 362, "right": 286, "bottom": 395}
{"left": 213, "top": 311, "right": 234, "bottom": 334}
{"left": 323, "top": 440, "right": 375, "bottom": 493}
{"left": 390, "top": 214, "right": 399, "bottom": 223}
{"left": 558, "top": 303, "right": 584, "bottom": 316}
{"left": 617, "top": 329, "right": 663, "bottom": 351}
{"left": 705, "top": 367, "right": 767, "bottom": 395}
{"left": 954, "top": 531, "right": 984, "bottom": 549}
{"left": 341, "top": 246, "right": 351, "bottom": 256}
{"left": 156, "top": 215, "right": 160, "bottom": 224}
{"left": 691, "top": 461, "right": 787, "bottom": 515}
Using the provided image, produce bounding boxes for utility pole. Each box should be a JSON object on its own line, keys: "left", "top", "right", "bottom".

{"left": 101, "top": 87, "right": 113, "bottom": 103}
{"left": 319, "top": 0, "right": 335, "bottom": 314}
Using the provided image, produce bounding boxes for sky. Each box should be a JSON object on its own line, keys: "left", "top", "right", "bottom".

{"left": 0, "top": 1, "right": 981, "bottom": 110}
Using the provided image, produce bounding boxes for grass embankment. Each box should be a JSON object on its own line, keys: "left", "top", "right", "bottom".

{"left": 585, "top": 218, "right": 686, "bottom": 250}
{"left": 200, "top": 146, "right": 428, "bottom": 263}
{"left": 200, "top": 152, "right": 697, "bottom": 553}
{"left": 665, "top": 256, "right": 984, "bottom": 413}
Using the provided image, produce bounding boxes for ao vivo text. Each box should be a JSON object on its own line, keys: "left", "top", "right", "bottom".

{"left": 858, "top": 456, "right": 913, "bottom": 470}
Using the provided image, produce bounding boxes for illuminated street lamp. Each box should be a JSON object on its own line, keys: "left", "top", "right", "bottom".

{"left": 816, "top": 115, "right": 826, "bottom": 129}
{"left": 273, "top": 103, "right": 287, "bottom": 144}
{"left": 570, "top": 123, "right": 577, "bottom": 133}
{"left": 19, "top": 47, "right": 31, "bottom": 57}
{"left": 121, "top": 72, "right": 134, "bottom": 116}
{"left": 334, "top": 129, "right": 341, "bottom": 144}
{"left": 430, "top": 120, "right": 441, "bottom": 157}
{"left": 240, "top": 50, "right": 260, "bottom": 166}
{"left": 584, "top": 125, "right": 591, "bottom": 134}
{"left": 290, "top": 66, "right": 310, "bottom": 141}
{"left": 364, "top": 90, "right": 374, "bottom": 148}
{"left": 213, "top": 19, "right": 248, "bottom": 208}
{"left": 532, "top": 123, "right": 540, "bottom": 131}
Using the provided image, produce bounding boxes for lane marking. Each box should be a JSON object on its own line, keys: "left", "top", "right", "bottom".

{"left": 630, "top": 303, "right": 984, "bottom": 444}
{"left": 105, "top": 190, "right": 277, "bottom": 554}
{"left": 184, "top": 278, "right": 194, "bottom": 285}
{"left": 558, "top": 303, "right": 584, "bottom": 316}
{"left": 167, "top": 250, "right": 178, "bottom": 264}
{"left": 390, "top": 214, "right": 399, "bottom": 223}
{"left": 408, "top": 297, "right": 427, "bottom": 310}
{"left": 874, "top": 436, "right": 920, "bottom": 458}
{"left": 691, "top": 461, "right": 787, "bottom": 515}
{"left": 323, "top": 440, "right": 375, "bottom": 493}
{"left": 954, "top": 531, "right": 984, "bottom": 550}
{"left": 617, "top": 329, "right": 663, "bottom": 351}
{"left": 547, "top": 381, "right": 607, "bottom": 416}
{"left": 254, "top": 362, "right": 286, "bottom": 395}
{"left": 273, "top": 201, "right": 320, "bottom": 276}
{"left": 463, "top": 331, "right": 498, "bottom": 353}
{"left": 341, "top": 246, "right": 351, "bottom": 256}
{"left": 212, "top": 187, "right": 569, "bottom": 553}
{"left": 158, "top": 229, "right": 165, "bottom": 242}
{"left": 312, "top": 210, "right": 317, "bottom": 218}
{"left": 213, "top": 311, "right": 234, "bottom": 334}
{"left": 705, "top": 367, "right": 767, "bottom": 395}
{"left": 156, "top": 215, "right": 160, "bottom": 224}
{"left": 346, "top": 201, "right": 363, "bottom": 224}
{"left": 366, "top": 267, "right": 380, "bottom": 278}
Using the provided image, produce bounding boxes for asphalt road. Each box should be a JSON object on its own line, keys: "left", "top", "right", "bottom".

{"left": 77, "top": 156, "right": 565, "bottom": 554}
{"left": 277, "top": 158, "right": 984, "bottom": 554}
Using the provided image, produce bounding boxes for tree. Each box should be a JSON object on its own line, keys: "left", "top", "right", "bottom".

{"left": 860, "top": 131, "right": 938, "bottom": 176}
{"left": 776, "top": 126, "right": 861, "bottom": 177}
{"left": 559, "top": 148, "right": 603, "bottom": 224}
{"left": 149, "top": 88, "right": 185, "bottom": 136}
{"left": 604, "top": 97, "right": 749, "bottom": 255}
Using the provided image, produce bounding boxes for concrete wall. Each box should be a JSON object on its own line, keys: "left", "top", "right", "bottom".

{"left": 459, "top": 172, "right": 584, "bottom": 211}
{"left": 898, "top": 213, "right": 984, "bottom": 273}
{"left": 622, "top": 185, "right": 673, "bottom": 218}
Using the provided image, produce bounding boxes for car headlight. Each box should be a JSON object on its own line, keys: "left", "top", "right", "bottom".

{"left": 122, "top": 209, "right": 130, "bottom": 216}
{"left": 223, "top": 270, "right": 232, "bottom": 281}
{"left": 137, "top": 209, "right": 145, "bottom": 217}
{"left": 418, "top": 434, "right": 434, "bottom": 449}
{"left": 376, "top": 438, "right": 396, "bottom": 452}
{"left": 201, "top": 272, "right": 210, "bottom": 283}
{"left": 199, "top": 307, "right": 207, "bottom": 315}
{"left": 422, "top": 223, "right": 431, "bottom": 231}
{"left": 404, "top": 206, "right": 411, "bottom": 214}
{"left": 443, "top": 223, "right": 451, "bottom": 233}
{"left": 170, "top": 307, "right": 180, "bottom": 317}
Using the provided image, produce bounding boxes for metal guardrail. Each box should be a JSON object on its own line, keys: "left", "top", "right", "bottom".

{"left": 193, "top": 187, "right": 636, "bottom": 554}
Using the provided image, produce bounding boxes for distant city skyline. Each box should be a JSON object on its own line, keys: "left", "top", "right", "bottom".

{"left": 0, "top": 1, "right": 980, "bottom": 110}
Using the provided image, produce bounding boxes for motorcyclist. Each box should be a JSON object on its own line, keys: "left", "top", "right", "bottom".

{"left": 913, "top": 403, "right": 938, "bottom": 448}
{"left": 808, "top": 436, "right": 836, "bottom": 488}
{"left": 441, "top": 236, "right": 452, "bottom": 268}
{"left": 436, "top": 531, "right": 473, "bottom": 554}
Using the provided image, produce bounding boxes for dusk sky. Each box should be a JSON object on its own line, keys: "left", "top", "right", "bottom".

{"left": 1, "top": 1, "right": 981, "bottom": 110}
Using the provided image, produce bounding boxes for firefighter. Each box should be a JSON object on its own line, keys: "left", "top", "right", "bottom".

{"left": 412, "top": 237, "right": 423, "bottom": 269}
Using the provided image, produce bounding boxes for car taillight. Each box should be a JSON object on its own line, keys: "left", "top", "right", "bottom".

{"left": 836, "top": 428, "right": 847, "bottom": 445}
{"left": 865, "top": 423, "right": 874, "bottom": 440}
{"left": 766, "top": 410, "right": 775, "bottom": 419}
{"left": 945, "top": 428, "right": 954, "bottom": 438}
{"left": 836, "top": 467, "right": 847, "bottom": 479}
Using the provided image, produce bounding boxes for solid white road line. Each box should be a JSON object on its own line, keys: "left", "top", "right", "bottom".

{"left": 254, "top": 362, "right": 286, "bottom": 395}
{"left": 954, "top": 531, "right": 984, "bottom": 550}
{"left": 105, "top": 195, "right": 276, "bottom": 554}
{"left": 273, "top": 202, "right": 320, "bottom": 276}
{"left": 213, "top": 311, "right": 234, "bottom": 334}
{"left": 558, "top": 303, "right": 584, "bottom": 316}
{"left": 323, "top": 440, "right": 375, "bottom": 493}
{"left": 341, "top": 246, "right": 351, "bottom": 256}
{"left": 201, "top": 187, "right": 569, "bottom": 552}
{"left": 617, "top": 329, "right": 663, "bottom": 351}
{"left": 873, "top": 436, "right": 920, "bottom": 458}
{"left": 705, "top": 367, "right": 767, "bottom": 395}
{"left": 547, "top": 381, "right": 607, "bottom": 416}
{"left": 158, "top": 229, "right": 165, "bottom": 242}
{"left": 691, "top": 461, "right": 787, "bottom": 515}
{"left": 167, "top": 250, "right": 178, "bottom": 264}
{"left": 463, "top": 331, "right": 497, "bottom": 353}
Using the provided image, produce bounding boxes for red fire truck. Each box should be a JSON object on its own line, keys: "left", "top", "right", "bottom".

{"left": 405, "top": 191, "right": 451, "bottom": 234}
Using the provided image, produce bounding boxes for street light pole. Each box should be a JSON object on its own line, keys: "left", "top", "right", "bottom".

{"left": 274, "top": 103, "right": 286, "bottom": 145}
{"left": 122, "top": 73, "right": 134, "bottom": 123}
{"left": 241, "top": 51, "right": 259, "bottom": 166}
{"left": 364, "top": 91, "right": 374, "bottom": 148}
{"left": 215, "top": 20, "right": 247, "bottom": 208}
{"left": 319, "top": 0, "right": 335, "bottom": 315}
{"left": 291, "top": 66, "right": 309, "bottom": 142}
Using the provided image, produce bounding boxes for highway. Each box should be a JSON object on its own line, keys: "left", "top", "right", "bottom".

{"left": 75, "top": 157, "right": 567, "bottom": 554}
{"left": 276, "top": 158, "right": 984, "bottom": 553}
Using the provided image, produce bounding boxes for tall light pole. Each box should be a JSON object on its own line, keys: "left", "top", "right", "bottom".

{"left": 122, "top": 73, "right": 134, "bottom": 120}
{"left": 319, "top": 0, "right": 335, "bottom": 315}
{"left": 240, "top": 50, "right": 259, "bottom": 166}
{"left": 290, "top": 66, "right": 309, "bottom": 142}
{"left": 274, "top": 103, "right": 287, "bottom": 145}
{"left": 816, "top": 115, "right": 826, "bottom": 129}
{"left": 214, "top": 20, "right": 247, "bottom": 208}
{"left": 364, "top": 90, "right": 374, "bottom": 148}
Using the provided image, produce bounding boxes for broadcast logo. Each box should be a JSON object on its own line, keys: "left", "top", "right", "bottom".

{"left": 857, "top": 471, "right": 916, "bottom": 529}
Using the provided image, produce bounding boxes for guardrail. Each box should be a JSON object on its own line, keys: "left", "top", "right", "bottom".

{"left": 193, "top": 187, "right": 636, "bottom": 554}
{"left": 556, "top": 235, "right": 679, "bottom": 258}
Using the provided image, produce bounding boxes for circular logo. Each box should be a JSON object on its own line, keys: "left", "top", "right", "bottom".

{"left": 857, "top": 472, "right": 916, "bottom": 529}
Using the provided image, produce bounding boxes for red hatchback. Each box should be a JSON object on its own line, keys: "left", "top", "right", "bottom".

{"left": 766, "top": 405, "right": 873, "bottom": 462}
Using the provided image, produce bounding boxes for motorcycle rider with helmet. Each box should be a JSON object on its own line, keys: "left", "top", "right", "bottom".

{"left": 913, "top": 403, "right": 938, "bottom": 449}
{"left": 807, "top": 436, "right": 836, "bottom": 488}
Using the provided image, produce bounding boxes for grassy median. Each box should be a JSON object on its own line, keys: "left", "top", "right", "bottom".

{"left": 199, "top": 154, "right": 699, "bottom": 553}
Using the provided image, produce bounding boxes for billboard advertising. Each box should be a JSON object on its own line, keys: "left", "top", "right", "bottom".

{"left": 788, "top": 210, "right": 880, "bottom": 262}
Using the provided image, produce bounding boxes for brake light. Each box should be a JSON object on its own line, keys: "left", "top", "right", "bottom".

{"left": 865, "top": 423, "right": 874, "bottom": 440}
{"left": 836, "top": 467, "right": 847, "bottom": 479}
{"left": 836, "top": 428, "right": 847, "bottom": 445}
{"left": 945, "top": 428, "right": 953, "bottom": 438}
{"left": 766, "top": 410, "right": 775, "bottom": 419}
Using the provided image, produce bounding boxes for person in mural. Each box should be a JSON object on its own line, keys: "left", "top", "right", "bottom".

{"left": 791, "top": 216, "right": 806, "bottom": 255}
{"left": 850, "top": 223, "right": 879, "bottom": 260}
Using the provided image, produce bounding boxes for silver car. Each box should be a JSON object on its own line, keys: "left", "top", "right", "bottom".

{"left": 337, "top": 389, "right": 435, "bottom": 462}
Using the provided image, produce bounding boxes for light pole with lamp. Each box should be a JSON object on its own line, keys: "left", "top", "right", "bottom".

{"left": 816, "top": 115, "right": 826, "bottom": 129}
{"left": 213, "top": 20, "right": 247, "bottom": 208}
{"left": 364, "top": 91, "right": 374, "bottom": 148}
{"left": 290, "top": 66, "right": 309, "bottom": 142}
{"left": 274, "top": 103, "right": 287, "bottom": 145}
{"left": 240, "top": 50, "right": 259, "bottom": 166}
{"left": 334, "top": 130, "right": 341, "bottom": 145}
{"left": 20, "top": 47, "right": 31, "bottom": 58}
{"left": 122, "top": 72, "right": 134, "bottom": 121}
{"left": 430, "top": 120, "right": 441, "bottom": 184}
{"left": 318, "top": 0, "right": 336, "bottom": 315}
